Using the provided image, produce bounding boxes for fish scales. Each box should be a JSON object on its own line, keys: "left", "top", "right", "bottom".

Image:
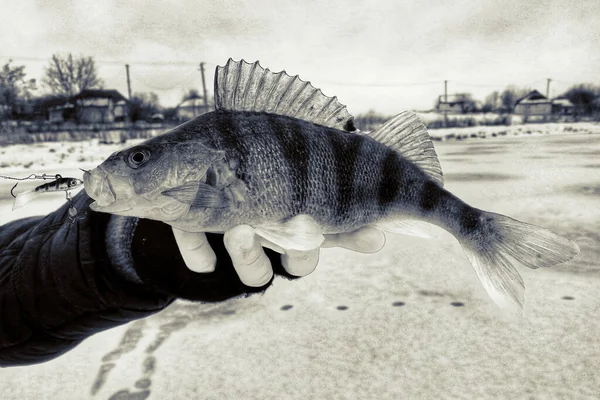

{"left": 198, "top": 111, "right": 424, "bottom": 233}
{"left": 83, "top": 58, "right": 580, "bottom": 314}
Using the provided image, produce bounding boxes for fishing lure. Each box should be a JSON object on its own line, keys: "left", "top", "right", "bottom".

{"left": 12, "top": 177, "right": 84, "bottom": 210}
{"left": 1, "top": 173, "right": 84, "bottom": 213}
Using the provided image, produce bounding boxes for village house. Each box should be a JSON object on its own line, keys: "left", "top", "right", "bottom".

{"left": 436, "top": 94, "right": 476, "bottom": 114}
{"left": 515, "top": 90, "right": 576, "bottom": 118}
{"left": 551, "top": 97, "right": 575, "bottom": 116}
{"left": 175, "top": 97, "right": 210, "bottom": 121}
{"left": 41, "top": 89, "right": 130, "bottom": 123}
{"left": 514, "top": 90, "right": 552, "bottom": 116}
{"left": 73, "top": 89, "right": 129, "bottom": 123}
{"left": 44, "top": 97, "right": 74, "bottom": 123}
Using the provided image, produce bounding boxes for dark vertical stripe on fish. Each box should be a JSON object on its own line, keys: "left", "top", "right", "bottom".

{"left": 459, "top": 205, "right": 481, "bottom": 233}
{"left": 418, "top": 180, "right": 443, "bottom": 213}
{"left": 213, "top": 112, "right": 248, "bottom": 180}
{"left": 268, "top": 116, "right": 310, "bottom": 212}
{"left": 328, "top": 132, "right": 363, "bottom": 222}
{"left": 377, "top": 149, "right": 402, "bottom": 211}
{"left": 213, "top": 112, "right": 239, "bottom": 147}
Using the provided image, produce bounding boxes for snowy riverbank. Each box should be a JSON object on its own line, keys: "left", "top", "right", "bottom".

{"left": 1, "top": 130, "right": 599, "bottom": 400}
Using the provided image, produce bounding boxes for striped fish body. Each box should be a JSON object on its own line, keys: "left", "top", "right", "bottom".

{"left": 177, "top": 110, "right": 432, "bottom": 234}
{"left": 84, "top": 59, "right": 579, "bottom": 315}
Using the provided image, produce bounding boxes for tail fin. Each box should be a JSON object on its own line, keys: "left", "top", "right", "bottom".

{"left": 459, "top": 211, "right": 579, "bottom": 315}
{"left": 12, "top": 190, "right": 41, "bottom": 210}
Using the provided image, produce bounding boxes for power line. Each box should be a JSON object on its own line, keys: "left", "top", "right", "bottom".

{"left": 133, "top": 70, "right": 199, "bottom": 91}
{"left": 452, "top": 81, "right": 507, "bottom": 88}
{"left": 321, "top": 80, "right": 440, "bottom": 87}
{"left": 0, "top": 55, "right": 201, "bottom": 67}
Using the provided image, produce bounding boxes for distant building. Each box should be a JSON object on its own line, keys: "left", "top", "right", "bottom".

{"left": 73, "top": 89, "right": 130, "bottom": 123}
{"left": 593, "top": 96, "right": 600, "bottom": 115}
{"left": 437, "top": 94, "right": 476, "bottom": 114}
{"left": 176, "top": 97, "right": 210, "bottom": 121}
{"left": 48, "top": 103, "right": 75, "bottom": 122}
{"left": 150, "top": 113, "right": 165, "bottom": 123}
{"left": 39, "top": 90, "right": 130, "bottom": 123}
{"left": 36, "top": 96, "right": 73, "bottom": 123}
{"left": 514, "top": 90, "right": 552, "bottom": 116}
{"left": 551, "top": 97, "right": 575, "bottom": 116}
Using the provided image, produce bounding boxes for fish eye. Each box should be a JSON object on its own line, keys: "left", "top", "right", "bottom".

{"left": 69, "top": 179, "right": 78, "bottom": 186}
{"left": 127, "top": 148, "right": 151, "bottom": 169}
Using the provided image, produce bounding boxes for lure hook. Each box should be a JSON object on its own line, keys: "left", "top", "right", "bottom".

{"left": 10, "top": 182, "right": 18, "bottom": 198}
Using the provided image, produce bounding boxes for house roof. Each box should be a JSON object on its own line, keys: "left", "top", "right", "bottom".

{"left": 178, "top": 98, "right": 209, "bottom": 108}
{"left": 74, "top": 89, "right": 128, "bottom": 103}
{"left": 552, "top": 98, "right": 575, "bottom": 107}
{"left": 516, "top": 90, "right": 549, "bottom": 105}
{"left": 438, "top": 94, "right": 471, "bottom": 104}
{"left": 39, "top": 96, "right": 71, "bottom": 108}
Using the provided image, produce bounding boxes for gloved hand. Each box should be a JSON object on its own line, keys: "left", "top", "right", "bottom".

{"left": 173, "top": 224, "right": 386, "bottom": 288}
{"left": 0, "top": 190, "right": 385, "bottom": 367}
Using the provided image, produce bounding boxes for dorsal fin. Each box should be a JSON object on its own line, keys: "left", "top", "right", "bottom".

{"left": 214, "top": 58, "right": 356, "bottom": 132}
{"left": 370, "top": 111, "right": 444, "bottom": 187}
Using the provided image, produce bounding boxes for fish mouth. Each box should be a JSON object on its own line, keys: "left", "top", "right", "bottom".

{"left": 83, "top": 167, "right": 117, "bottom": 207}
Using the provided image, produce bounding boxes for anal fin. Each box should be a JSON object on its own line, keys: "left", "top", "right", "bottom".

{"left": 372, "top": 219, "right": 435, "bottom": 238}
{"left": 254, "top": 214, "right": 325, "bottom": 252}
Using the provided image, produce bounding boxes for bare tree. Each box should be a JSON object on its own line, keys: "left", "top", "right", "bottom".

{"left": 0, "top": 60, "right": 36, "bottom": 120}
{"left": 563, "top": 84, "right": 600, "bottom": 115}
{"left": 500, "top": 86, "right": 531, "bottom": 113}
{"left": 482, "top": 91, "right": 500, "bottom": 112}
{"left": 182, "top": 88, "right": 201, "bottom": 102}
{"left": 129, "top": 92, "right": 161, "bottom": 122}
{"left": 43, "top": 53, "right": 103, "bottom": 97}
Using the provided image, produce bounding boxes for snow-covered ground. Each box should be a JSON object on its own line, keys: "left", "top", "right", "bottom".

{"left": 1, "top": 127, "right": 599, "bottom": 399}
{"left": 428, "top": 121, "right": 600, "bottom": 141}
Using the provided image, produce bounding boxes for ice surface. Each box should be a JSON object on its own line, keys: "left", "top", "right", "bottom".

{"left": 0, "top": 129, "right": 599, "bottom": 399}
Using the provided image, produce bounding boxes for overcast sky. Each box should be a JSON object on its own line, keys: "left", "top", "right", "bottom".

{"left": 1, "top": 0, "right": 599, "bottom": 115}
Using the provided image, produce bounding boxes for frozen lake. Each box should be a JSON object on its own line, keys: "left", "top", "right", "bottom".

{"left": 1, "top": 130, "right": 599, "bottom": 399}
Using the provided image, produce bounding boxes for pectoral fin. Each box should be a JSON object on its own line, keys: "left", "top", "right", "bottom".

{"left": 161, "top": 181, "right": 230, "bottom": 208}
{"left": 254, "top": 214, "right": 325, "bottom": 252}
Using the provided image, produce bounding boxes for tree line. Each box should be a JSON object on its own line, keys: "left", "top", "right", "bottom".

{"left": 0, "top": 54, "right": 204, "bottom": 123}
{"left": 439, "top": 84, "right": 600, "bottom": 114}
{"left": 2, "top": 54, "right": 599, "bottom": 123}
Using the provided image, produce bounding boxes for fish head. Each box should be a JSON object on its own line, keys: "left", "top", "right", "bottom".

{"left": 84, "top": 137, "right": 225, "bottom": 222}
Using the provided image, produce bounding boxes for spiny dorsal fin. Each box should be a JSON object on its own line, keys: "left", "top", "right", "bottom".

{"left": 214, "top": 59, "right": 356, "bottom": 132}
{"left": 369, "top": 111, "right": 444, "bottom": 187}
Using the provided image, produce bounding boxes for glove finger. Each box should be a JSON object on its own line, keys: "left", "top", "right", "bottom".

{"left": 172, "top": 227, "right": 217, "bottom": 273}
{"left": 281, "top": 248, "right": 320, "bottom": 277}
{"left": 224, "top": 225, "right": 274, "bottom": 287}
{"left": 322, "top": 226, "right": 386, "bottom": 253}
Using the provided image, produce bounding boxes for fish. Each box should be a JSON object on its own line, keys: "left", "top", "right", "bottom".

{"left": 12, "top": 177, "right": 84, "bottom": 210}
{"left": 83, "top": 58, "right": 579, "bottom": 314}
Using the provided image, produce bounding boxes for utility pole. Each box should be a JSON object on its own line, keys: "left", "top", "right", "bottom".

{"left": 125, "top": 64, "right": 132, "bottom": 100}
{"left": 444, "top": 80, "right": 448, "bottom": 128}
{"left": 444, "top": 80, "right": 448, "bottom": 102}
{"left": 546, "top": 78, "right": 551, "bottom": 98}
{"left": 199, "top": 62, "right": 208, "bottom": 110}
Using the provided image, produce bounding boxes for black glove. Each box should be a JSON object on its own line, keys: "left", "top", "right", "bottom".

{"left": 0, "top": 191, "right": 287, "bottom": 367}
